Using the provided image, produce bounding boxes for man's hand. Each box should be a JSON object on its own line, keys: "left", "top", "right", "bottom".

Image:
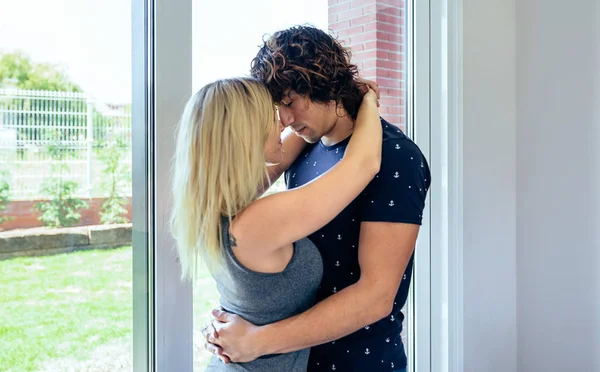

{"left": 203, "top": 309, "right": 265, "bottom": 363}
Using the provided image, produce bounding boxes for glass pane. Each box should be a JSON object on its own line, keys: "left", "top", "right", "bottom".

{"left": 191, "top": 0, "right": 414, "bottom": 371}
{"left": 0, "top": 1, "right": 136, "bottom": 371}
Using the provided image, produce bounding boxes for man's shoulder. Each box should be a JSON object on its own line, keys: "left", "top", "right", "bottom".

{"left": 379, "top": 119, "right": 425, "bottom": 166}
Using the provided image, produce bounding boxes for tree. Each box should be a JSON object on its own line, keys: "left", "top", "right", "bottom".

{"left": 0, "top": 51, "right": 84, "bottom": 159}
{"left": 0, "top": 51, "right": 82, "bottom": 91}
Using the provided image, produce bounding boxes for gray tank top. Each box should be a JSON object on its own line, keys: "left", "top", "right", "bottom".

{"left": 205, "top": 217, "right": 323, "bottom": 372}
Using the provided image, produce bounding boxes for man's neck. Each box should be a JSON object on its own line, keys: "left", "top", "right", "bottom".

{"left": 321, "top": 115, "right": 355, "bottom": 147}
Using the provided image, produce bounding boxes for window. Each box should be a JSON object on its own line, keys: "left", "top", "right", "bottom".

{"left": 0, "top": 0, "right": 439, "bottom": 370}
{"left": 0, "top": 1, "right": 141, "bottom": 371}
{"left": 190, "top": 1, "right": 421, "bottom": 371}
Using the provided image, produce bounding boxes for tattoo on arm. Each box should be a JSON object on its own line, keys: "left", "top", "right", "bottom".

{"left": 229, "top": 233, "right": 237, "bottom": 247}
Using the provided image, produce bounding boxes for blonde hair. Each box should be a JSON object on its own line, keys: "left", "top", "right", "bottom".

{"left": 171, "top": 77, "right": 277, "bottom": 281}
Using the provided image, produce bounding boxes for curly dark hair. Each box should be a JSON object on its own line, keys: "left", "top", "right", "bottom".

{"left": 250, "top": 25, "right": 363, "bottom": 119}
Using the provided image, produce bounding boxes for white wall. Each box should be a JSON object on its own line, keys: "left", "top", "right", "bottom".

{"left": 516, "top": 1, "right": 600, "bottom": 371}
{"left": 462, "top": 0, "right": 518, "bottom": 371}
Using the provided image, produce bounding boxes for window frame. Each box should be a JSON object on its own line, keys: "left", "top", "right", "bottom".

{"left": 133, "top": 0, "right": 467, "bottom": 370}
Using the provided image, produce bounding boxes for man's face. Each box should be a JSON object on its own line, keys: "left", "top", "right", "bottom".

{"left": 277, "top": 91, "right": 338, "bottom": 143}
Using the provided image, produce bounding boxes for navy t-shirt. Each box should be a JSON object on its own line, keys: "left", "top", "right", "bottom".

{"left": 285, "top": 118, "right": 431, "bottom": 372}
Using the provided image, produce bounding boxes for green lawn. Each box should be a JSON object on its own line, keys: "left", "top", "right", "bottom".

{"left": 0, "top": 247, "right": 220, "bottom": 372}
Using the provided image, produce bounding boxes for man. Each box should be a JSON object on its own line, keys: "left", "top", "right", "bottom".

{"left": 204, "top": 25, "right": 430, "bottom": 372}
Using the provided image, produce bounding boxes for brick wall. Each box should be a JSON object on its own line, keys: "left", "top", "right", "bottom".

{"left": 1, "top": 197, "right": 132, "bottom": 231}
{"left": 329, "top": 0, "right": 406, "bottom": 130}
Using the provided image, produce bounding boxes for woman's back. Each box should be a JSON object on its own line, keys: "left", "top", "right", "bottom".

{"left": 205, "top": 217, "right": 323, "bottom": 372}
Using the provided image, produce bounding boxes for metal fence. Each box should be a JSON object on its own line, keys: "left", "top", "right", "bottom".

{"left": 0, "top": 89, "right": 132, "bottom": 200}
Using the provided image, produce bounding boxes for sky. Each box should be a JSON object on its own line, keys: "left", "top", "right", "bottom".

{"left": 0, "top": 0, "right": 328, "bottom": 104}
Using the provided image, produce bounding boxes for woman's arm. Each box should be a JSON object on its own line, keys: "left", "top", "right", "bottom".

{"left": 260, "top": 129, "right": 307, "bottom": 195}
{"left": 231, "top": 89, "right": 382, "bottom": 254}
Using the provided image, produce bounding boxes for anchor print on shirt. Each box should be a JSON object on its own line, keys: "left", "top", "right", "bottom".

{"left": 365, "top": 348, "right": 371, "bottom": 355}
{"left": 394, "top": 171, "right": 400, "bottom": 178}
{"left": 335, "top": 261, "right": 340, "bottom": 267}
{"left": 337, "top": 234, "right": 342, "bottom": 240}
{"left": 395, "top": 144, "right": 401, "bottom": 150}
{"left": 389, "top": 200, "right": 395, "bottom": 207}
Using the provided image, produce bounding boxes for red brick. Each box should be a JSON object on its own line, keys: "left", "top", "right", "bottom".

{"left": 381, "top": 97, "right": 402, "bottom": 106}
{"left": 377, "top": 0, "right": 403, "bottom": 6}
{"left": 349, "top": 43, "right": 364, "bottom": 53}
{"left": 358, "top": 71, "right": 377, "bottom": 80}
{"left": 349, "top": 30, "right": 377, "bottom": 44}
{"left": 363, "top": 41, "right": 377, "bottom": 50}
{"left": 330, "top": 2, "right": 351, "bottom": 14}
{"left": 377, "top": 77, "right": 402, "bottom": 88}
{"left": 363, "top": 3, "right": 377, "bottom": 15}
{"left": 379, "top": 40, "right": 402, "bottom": 52}
{"left": 338, "top": 7, "right": 363, "bottom": 21}
{"left": 381, "top": 87, "right": 403, "bottom": 96}
{"left": 376, "top": 50, "right": 388, "bottom": 59}
{"left": 378, "top": 22, "right": 402, "bottom": 35}
{"left": 376, "top": 4, "right": 403, "bottom": 16}
{"left": 376, "top": 69, "right": 390, "bottom": 78}
{"left": 365, "top": 21, "right": 378, "bottom": 31}
{"left": 388, "top": 32, "right": 404, "bottom": 43}
{"left": 384, "top": 115, "right": 404, "bottom": 125}
{"left": 387, "top": 106, "right": 406, "bottom": 115}
{"left": 351, "top": 13, "right": 377, "bottom": 26}
{"left": 388, "top": 70, "right": 404, "bottom": 79}
{"left": 338, "top": 25, "right": 364, "bottom": 37}
{"left": 377, "top": 13, "right": 402, "bottom": 25}
{"left": 385, "top": 51, "right": 402, "bottom": 61}
{"left": 330, "top": 20, "right": 352, "bottom": 32}
{"left": 352, "top": 50, "right": 378, "bottom": 62}
{"left": 351, "top": 0, "right": 374, "bottom": 7}
{"left": 364, "top": 59, "right": 378, "bottom": 69}
{"left": 360, "top": 68, "right": 377, "bottom": 76}
{"left": 378, "top": 60, "right": 401, "bottom": 70}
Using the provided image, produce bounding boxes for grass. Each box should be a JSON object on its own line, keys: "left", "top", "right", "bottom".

{"left": 0, "top": 247, "right": 133, "bottom": 371}
{"left": 0, "top": 246, "right": 221, "bottom": 372}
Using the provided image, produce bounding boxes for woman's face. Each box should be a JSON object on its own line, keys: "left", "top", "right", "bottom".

{"left": 264, "top": 110, "right": 284, "bottom": 165}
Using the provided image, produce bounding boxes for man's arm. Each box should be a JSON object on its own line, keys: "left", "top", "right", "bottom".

{"left": 207, "top": 136, "right": 430, "bottom": 363}
{"left": 208, "top": 222, "right": 418, "bottom": 362}
{"left": 257, "top": 221, "right": 418, "bottom": 354}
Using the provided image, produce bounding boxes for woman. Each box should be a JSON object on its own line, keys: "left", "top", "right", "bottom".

{"left": 171, "top": 77, "right": 381, "bottom": 371}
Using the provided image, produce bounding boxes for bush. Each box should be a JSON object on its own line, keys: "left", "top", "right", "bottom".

{"left": 35, "top": 133, "right": 87, "bottom": 227}
{"left": 97, "top": 137, "right": 130, "bottom": 224}
{"left": 0, "top": 177, "right": 12, "bottom": 227}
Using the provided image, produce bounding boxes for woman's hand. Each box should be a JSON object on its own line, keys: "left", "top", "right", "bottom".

{"left": 356, "top": 77, "right": 380, "bottom": 106}
{"left": 362, "top": 87, "right": 379, "bottom": 108}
